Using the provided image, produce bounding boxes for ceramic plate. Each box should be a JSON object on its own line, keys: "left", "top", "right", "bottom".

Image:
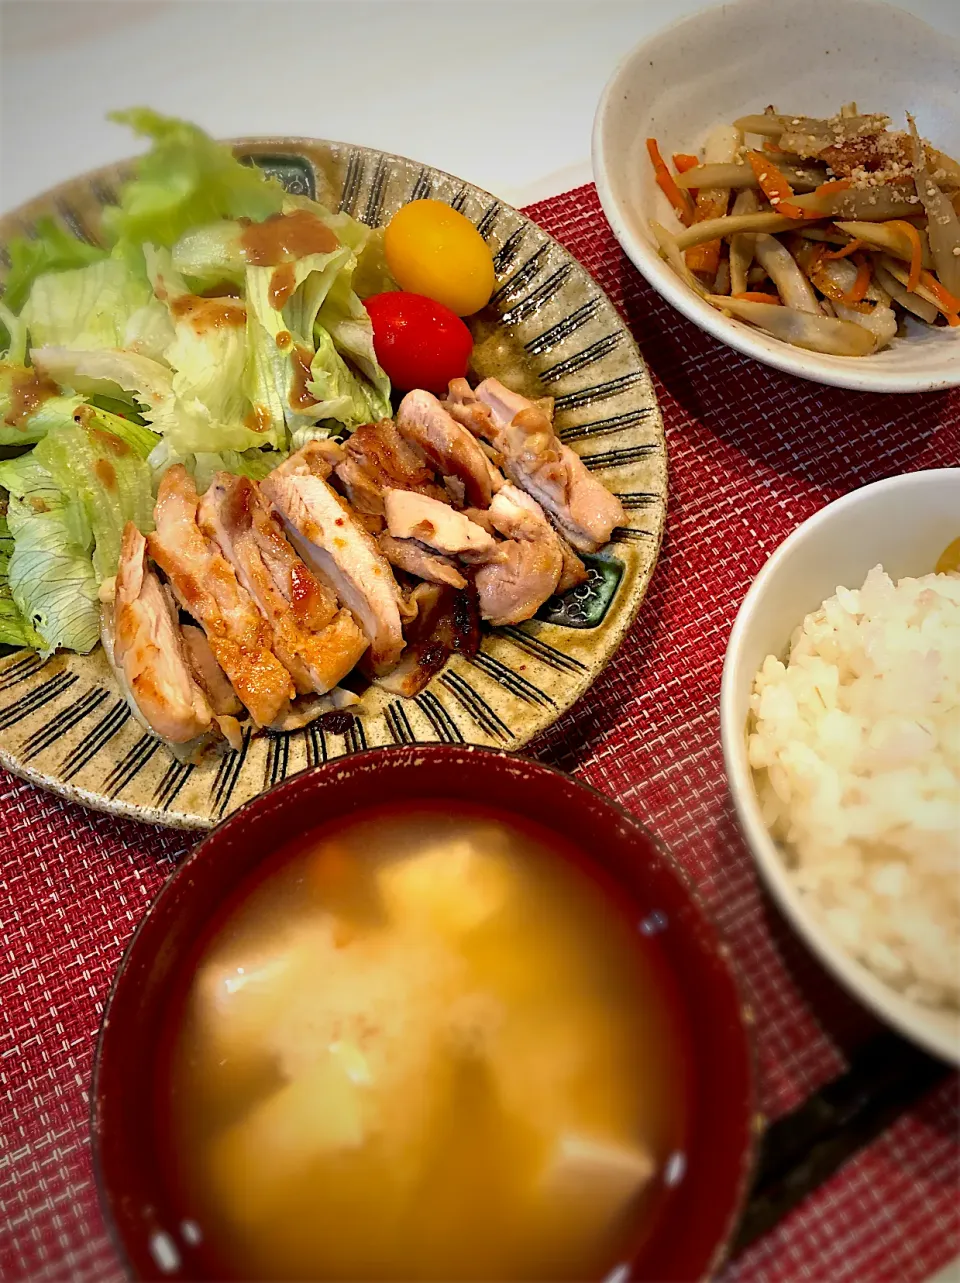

{"left": 0, "top": 138, "right": 666, "bottom": 829}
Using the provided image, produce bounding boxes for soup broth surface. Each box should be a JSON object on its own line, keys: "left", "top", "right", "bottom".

{"left": 159, "top": 803, "right": 689, "bottom": 1281}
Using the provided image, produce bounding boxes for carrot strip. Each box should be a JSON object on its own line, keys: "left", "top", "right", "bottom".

{"left": 919, "top": 268, "right": 960, "bottom": 315}
{"left": 886, "top": 220, "right": 922, "bottom": 293}
{"left": 672, "top": 153, "right": 700, "bottom": 174}
{"left": 746, "top": 151, "right": 819, "bottom": 220}
{"left": 841, "top": 254, "right": 871, "bottom": 304}
{"left": 731, "top": 291, "right": 782, "bottom": 304}
{"left": 647, "top": 138, "right": 694, "bottom": 224}
{"left": 823, "top": 238, "right": 864, "bottom": 260}
{"left": 685, "top": 187, "right": 729, "bottom": 275}
{"left": 814, "top": 179, "right": 853, "bottom": 195}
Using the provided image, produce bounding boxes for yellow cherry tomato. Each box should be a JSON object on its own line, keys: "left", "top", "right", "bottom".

{"left": 384, "top": 199, "right": 495, "bottom": 317}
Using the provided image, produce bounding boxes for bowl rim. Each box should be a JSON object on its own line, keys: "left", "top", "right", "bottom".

{"left": 719, "top": 468, "right": 960, "bottom": 1066}
{"left": 90, "top": 742, "right": 760, "bottom": 1283}
{"left": 590, "top": 0, "right": 960, "bottom": 395}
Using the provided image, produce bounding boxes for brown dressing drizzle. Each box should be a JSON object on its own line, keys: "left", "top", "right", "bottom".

{"left": 171, "top": 294, "right": 246, "bottom": 335}
{"left": 239, "top": 210, "right": 339, "bottom": 267}
{"left": 4, "top": 367, "right": 59, "bottom": 428}
{"left": 268, "top": 262, "right": 297, "bottom": 312}
{"left": 289, "top": 344, "right": 317, "bottom": 410}
{"left": 90, "top": 427, "right": 131, "bottom": 457}
{"left": 94, "top": 458, "right": 118, "bottom": 493}
{"left": 244, "top": 403, "right": 272, "bottom": 434}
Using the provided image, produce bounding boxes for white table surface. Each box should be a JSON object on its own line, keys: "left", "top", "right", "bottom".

{"left": 2, "top": 1, "right": 959, "bottom": 1279}
{"left": 3, "top": 0, "right": 960, "bottom": 217}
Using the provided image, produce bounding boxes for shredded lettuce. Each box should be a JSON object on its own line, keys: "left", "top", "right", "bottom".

{"left": 21, "top": 258, "right": 156, "bottom": 352}
{"left": 0, "top": 364, "right": 86, "bottom": 447}
{"left": 0, "top": 303, "right": 27, "bottom": 367}
{"left": 191, "top": 448, "right": 282, "bottom": 493}
{"left": 33, "top": 406, "right": 157, "bottom": 583}
{"left": 308, "top": 326, "right": 390, "bottom": 429}
{"left": 316, "top": 273, "right": 391, "bottom": 406}
{"left": 0, "top": 453, "right": 99, "bottom": 655}
{"left": 171, "top": 220, "right": 246, "bottom": 289}
{"left": 2, "top": 216, "right": 109, "bottom": 317}
{"left": 0, "top": 502, "right": 43, "bottom": 649}
{"left": 28, "top": 347, "right": 177, "bottom": 426}
{"left": 103, "top": 108, "right": 284, "bottom": 257}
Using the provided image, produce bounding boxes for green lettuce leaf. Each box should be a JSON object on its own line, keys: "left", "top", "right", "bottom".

{"left": 307, "top": 326, "right": 390, "bottom": 430}
{"left": 34, "top": 406, "right": 157, "bottom": 582}
{"left": 191, "top": 447, "right": 283, "bottom": 493}
{"left": 20, "top": 257, "right": 158, "bottom": 352}
{"left": 0, "top": 364, "right": 86, "bottom": 447}
{"left": 2, "top": 215, "right": 109, "bottom": 317}
{"left": 28, "top": 347, "right": 177, "bottom": 430}
{"left": 0, "top": 302, "right": 27, "bottom": 367}
{"left": 171, "top": 219, "right": 245, "bottom": 289}
{"left": 0, "top": 453, "right": 99, "bottom": 656}
{"left": 0, "top": 501, "right": 43, "bottom": 649}
{"left": 103, "top": 108, "right": 284, "bottom": 255}
{"left": 316, "top": 273, "right": 391, "bottom": 406}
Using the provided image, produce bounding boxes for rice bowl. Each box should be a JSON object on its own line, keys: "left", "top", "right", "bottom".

{"left": 721, "top": 468, "right": 960, "bottom": 1063}
{"left": 748, "top": 565, "right": 959, "bottom": 1012}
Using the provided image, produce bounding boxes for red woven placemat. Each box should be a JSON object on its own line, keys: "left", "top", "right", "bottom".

{"left": 1, "top": 182, "right": 958, "bottom": 1283}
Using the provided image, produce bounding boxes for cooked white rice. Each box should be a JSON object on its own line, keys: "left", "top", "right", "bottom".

{"left": 748, "top": 564, "right": 960, "bottom": 1010}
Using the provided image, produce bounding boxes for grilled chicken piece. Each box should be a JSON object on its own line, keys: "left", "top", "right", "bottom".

{"left": 379, "top": 534, "right": 467, "bottom": 589}
{"left": 109, "top": 523, "right": 214, "bottom": 743}
{"left": 383, "top": 489, "right": 495, "bottom": 558}
{"left": 335, "top": 419, "right": 448, "bottom": 525}
{"left": 199, "top": 474, "right": 368, "bottom": 697}
{"left": 486, "top": 484, "right": 588, "bottom": 592}
{"left": 271, "top": 439, "right": 343, "bottom": 482}
{"left": 396, "top": 389, "right": 502, "bottom": 508}
{"left": 147, "top": 466, "right": 294, "bottom": 727}
{"left": 181, "top": 624, "right": 242, "bottom": 717}
{"left": 376, "top": 580, "right": 481, "bottom": 697}
{"left": 446, "top": 378, "right": 624, "bottom": 553}
{"left": 262, "top": 448, "right": 405, "bottom": 675}
{"left": 475, "top": 539, "right": 563, "bottom": 626}
{"left": 474, "top": 486, "right": 566, "bottom": 625}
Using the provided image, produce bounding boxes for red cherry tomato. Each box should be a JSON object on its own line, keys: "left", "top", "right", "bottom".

{"left": 364, "top": 291, "right": 473, "bottom": 395}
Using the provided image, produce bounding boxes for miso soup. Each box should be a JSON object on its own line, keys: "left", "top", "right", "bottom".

{"left": 157, "top": 803, "right": 690, "bottom": 1281}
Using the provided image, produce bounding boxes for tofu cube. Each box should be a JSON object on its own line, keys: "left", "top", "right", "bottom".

{"left": 538, "top": 1132, "right": 655, "bottom": 1223}
{"left": 208, "top": 1050, "right": 370, "bottom": 1225}
{"left": 376, "top": 839, "right": 513, "bottom": 938}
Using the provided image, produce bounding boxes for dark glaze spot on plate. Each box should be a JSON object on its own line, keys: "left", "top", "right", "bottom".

{"left": 536, "top": 551, "right": 624, "bottom": 629}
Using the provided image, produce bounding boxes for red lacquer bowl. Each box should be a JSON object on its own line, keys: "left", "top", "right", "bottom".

{"left": 92, "top": 746, "right": 756, "bottom": 1282}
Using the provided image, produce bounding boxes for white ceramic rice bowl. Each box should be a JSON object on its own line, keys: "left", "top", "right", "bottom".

{"left": 720, "top": 469, "right": 960, "bottom": 1064}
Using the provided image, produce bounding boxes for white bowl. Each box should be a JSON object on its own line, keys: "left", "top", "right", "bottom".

{"left": 720, "top": 468, "right": 960, "bottom": 1064}
{"left": 592, "top": 0, "right": 960, "bottom": 394}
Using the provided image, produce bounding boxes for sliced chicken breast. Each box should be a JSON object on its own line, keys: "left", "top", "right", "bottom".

{"left": 486, "top": 484, "right": 588, "bottom": 591}
{"left": 181, "top": 624, "right": 242, "bottom": 717}
{"left": 199, "top": 474, "right": 368, "bottom": 697}
{"left": 335, "top": 419, "right": 448, "bottom": 524}
{"left": 471, "top": 484, "right": 566, "bottom": 625}
{"left": 396, "top": 389, "right": 502, "bottom": 508}
{"left": 383, "top": 489, "right": 495, "bottom": 558}
{"left": 111, "top": 522, "right": 214, "bottom": 743}
{"left": 379, "top": 534, "right": 467, "bottom": 589}
{"left": 448, "top": 378, "right": 624, "bottom": 553}
{"left": 474, "top": 537, "right": 563, "bottom": 626}
{"left": 262, "top": 449, "right": 405, "bottom": 675}
{"left": 147, "top": 465, "right": 294, "bottom": 727}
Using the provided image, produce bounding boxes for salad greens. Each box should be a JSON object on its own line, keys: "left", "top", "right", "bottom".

{"left": 0, "top": 108, "right": 395, "bottom": 655}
